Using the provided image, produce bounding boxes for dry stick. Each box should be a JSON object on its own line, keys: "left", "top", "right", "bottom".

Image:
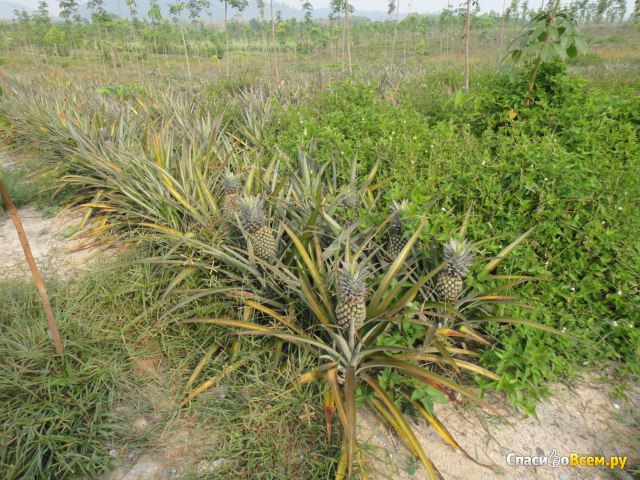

{"left": 0, "top": 180, "right": 63, "bottom": 354}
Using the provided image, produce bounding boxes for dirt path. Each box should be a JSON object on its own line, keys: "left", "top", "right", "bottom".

{"left": 0, "top": 206, "right": 96, "bottom": 280}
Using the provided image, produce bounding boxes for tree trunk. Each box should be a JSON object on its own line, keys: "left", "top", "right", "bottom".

{"left": 464, "top": 0, "right": 471, "bottom": 90}
{"left": 403, "top": 0, "right": 413, "bottom": 64}
{"left": 270, "top": 0, "right": 279, "bottom": 82}
{"left": 178, "top": 11, "right": 192, "bottom": 80}
{"left": 344, "top": 0, "right": 353, "bottom": 74}
{"left": 391, "top": 0, "right": 400, "bottom": 62}
{"left": 225, "top": 0, "right": 230, "bottom": 77}
{"left": 0, "top": 180, "right": 64, "bottom": 354}
{"left": 499, "top": 0, "right": 506, "bottom": 60}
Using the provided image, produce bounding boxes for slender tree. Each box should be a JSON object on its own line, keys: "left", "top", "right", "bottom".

{"left": 402, "top": 0, "right": 413, "bottom": 64}
{"left": 611, "top": 0, "right": 626, "bottom": 22}
{"left": 344, "top": 0, "right": 352, "bottom": 73}
{"left": 301, "top": 1, "right": 313, "bottom": 26}
{"left": 169, "top": 1, "right": 192, "bottom": 79}
{"left": 391, "top": 0, "right": 400, "bottom": 61}
{"left": 59, "top": 0, "right": 78, "bottom": 22}
{"left": 148, "top": 0, "right": 161, "bottom": 54}
{"left": 126, "top": 0, "right": 142, "bottom": 70}
{"left": 59, "top": 0, "right": 80, "bottom": 56}
{"left": 594, "top": 0, "right": 610, "bottom": 22}
{"left": 464, "top": 0, "right": 471, "bottom": 90}
{"left": 35, "top": 0, "right": 51, "bottom": 30}
{"left": 87, "top": 0, "right": 110, "bottom": 72}
{"left": 270, "top": 0, "right": 279, "bottom": 81}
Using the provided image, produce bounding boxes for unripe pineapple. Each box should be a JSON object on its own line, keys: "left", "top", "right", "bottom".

{"left": 221, "top": 172, "right": 242, "bottom": 224}
{"left": 435, "top": 238, "right": 474, "bottom": 302}
{"left": 340, "top": 189, "right": 358, "bottom": 227}
{"left": 386, "top": 200, "right": 408, "bottom": 257}
{"left": 341, "top": 189, "right": 358, "bottom": 210}
{"left": 238, "top": 195, "right": 277, "bottom": 262}
{"left": 335, "top": 260, "right": 368, "bottom": 331}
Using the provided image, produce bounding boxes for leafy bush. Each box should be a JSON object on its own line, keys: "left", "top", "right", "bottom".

{"left": 96, "top": 82, "right": 146, "bottom": 100}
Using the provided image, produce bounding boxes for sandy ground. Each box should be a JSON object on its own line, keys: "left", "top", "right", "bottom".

{"left": 0, "top": 206, "right": 99, "bottom": 280}
{"left": 0, "top": 146, "right": 107, "bottom": 279}
{"left": 361, "top": 377, "right": 639, "bottom": 480}
{"left": 103, "top": 370, "right": 638, "bottom": 480}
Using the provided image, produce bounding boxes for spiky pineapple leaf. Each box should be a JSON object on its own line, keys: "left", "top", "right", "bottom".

{"left": 282, "top": 223, "right": 333, "bottom": 313}
{"left": 472, "top": 316, "right": 575, "bottom": 338}
{"left": 478, "top": 227, "right": 535, "bottom": 280}
{"left": 369, "top": 220, "right": 426, "bottom": 312}
{"left": 362, "top": 356, "right": 497, "bottom": 411}
{"left": 183, "top": 342, "right": 222, "bottom": 393}
{"left": 362, "top": 374, "right": 444, "bottom": 480}
{"left": 408, "top": 397, "right": 497, "bottom": 469}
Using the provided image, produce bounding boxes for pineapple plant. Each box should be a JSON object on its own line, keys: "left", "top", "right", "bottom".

{"left": 221, "top": 172, "right": 242, "bottom": 224}
{"left": 386, "top": 200, "right": 408, "bottom": 257}
{"left": 435, "top": 238, "right": 474, "bottom": 302}
{"left": 340, "top": 189, "right": 358, "bottom": 227}
{"left": 335, "top": 260, "right": 368, "bottom": 331}
{"left": 238, "top": 195, "right": 277, "bottom": 262}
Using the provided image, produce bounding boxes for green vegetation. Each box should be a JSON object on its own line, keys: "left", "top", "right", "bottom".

{"left": 0, "top": 2, "right": 638, "bottom": 479}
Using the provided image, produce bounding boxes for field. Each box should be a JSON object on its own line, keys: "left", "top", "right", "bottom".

{"left": 1, "top": 6, "right": 639, "bottom": 480}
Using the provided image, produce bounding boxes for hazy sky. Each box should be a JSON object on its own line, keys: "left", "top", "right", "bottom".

{"left": 12, "top": 0, "right": 637, "bottom": 18}
{"left": 281, "top": 0, "right": 636, "bottom": 15}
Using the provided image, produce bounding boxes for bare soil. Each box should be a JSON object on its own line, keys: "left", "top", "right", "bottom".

{"left": 361, "top": 375, "right": 639, "bottom": 480}
{"left": 0, "top": 206, "right": 98, "bottom": 280}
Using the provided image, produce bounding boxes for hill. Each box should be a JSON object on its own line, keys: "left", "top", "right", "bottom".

{"left": 0, "top": 0, "right": 32, "bottom": 18}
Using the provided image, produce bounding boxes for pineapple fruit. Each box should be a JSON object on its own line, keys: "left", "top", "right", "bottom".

{"left": 340, "top": 189, "right": 358, "bottom": 227}
{"left": 386, "top": 200, "right": 408, "bottom": 257}
{"left": 435, "top": 238, "right": 474, "bottom": 302}
{"left": 336, "top": 260, "right": 368, "bottom": 331}
{"left": 221, "top": 172, "right": 242, "bottom": 224}
{"left": 238, "top": 195, "right": 277, "bottom": 262}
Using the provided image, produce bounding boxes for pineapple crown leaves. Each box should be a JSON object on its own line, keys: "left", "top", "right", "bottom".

{"left": 337, "top": 259, "right": 369, "bottom": 304}
{"left": 442, "top": 238, "right": 474, "bottom": 278}
{"left": 222, "top": 171, "right": 242, "bottom": 194}
{"left": 390, "top": 200, "right": 409, "bottom": 229}
{"left": 238, "top": 194, "right": 267, "bottom": 232}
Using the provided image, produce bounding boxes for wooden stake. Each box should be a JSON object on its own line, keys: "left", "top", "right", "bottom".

{"left": 0, "top": 179, "right": 64, "bottom": 354}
